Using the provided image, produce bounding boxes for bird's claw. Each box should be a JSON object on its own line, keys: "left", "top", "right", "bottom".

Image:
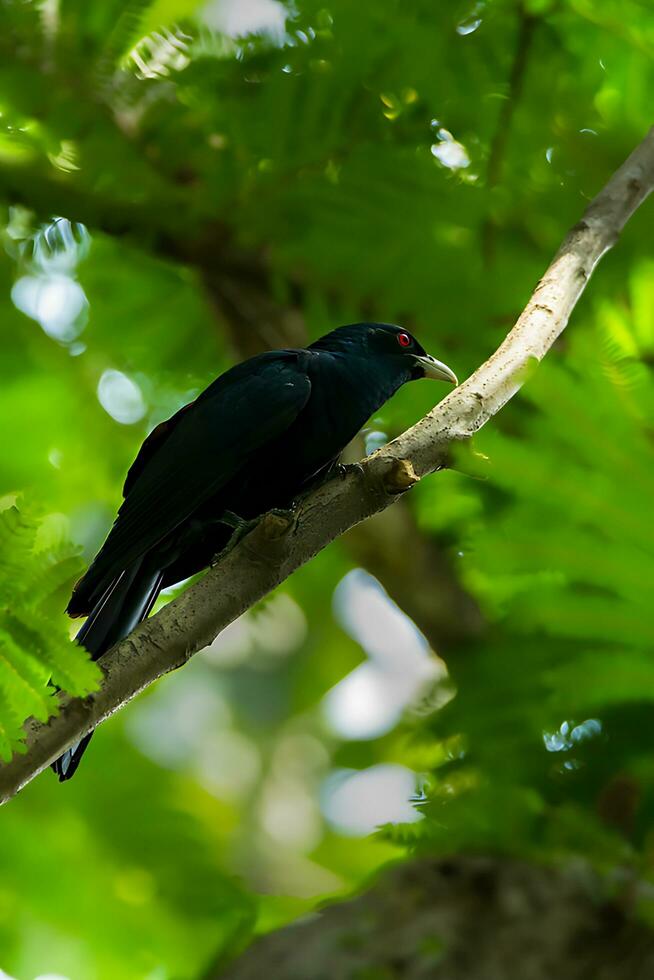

{"left": 336, "top": 461, "right": 365, "bottom": 479}
{"left": 211, "top": 507, "right": 295, "bottom": 564}
{"left": 210, "top": 511, "right": 257, "bottom": 564}
{"left": 218, "top": 510, "right": 248, "bottom": 531}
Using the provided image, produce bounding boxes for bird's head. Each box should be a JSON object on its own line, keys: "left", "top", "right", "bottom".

{"left": 309, "top": 322, "right": 458, "bottom": 386}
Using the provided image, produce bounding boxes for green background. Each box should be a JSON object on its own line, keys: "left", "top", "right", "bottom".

{"left": 1, "top": 1, "right": 654, "bottom": 977}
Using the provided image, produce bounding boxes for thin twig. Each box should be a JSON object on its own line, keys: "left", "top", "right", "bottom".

{"left": 487, "top": 9, "right": 537, "bottom": 189}
{"left": 482, "top": 7, "right": 537, "bottom": 264}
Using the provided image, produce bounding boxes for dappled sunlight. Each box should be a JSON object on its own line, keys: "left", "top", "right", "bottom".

{"left": 321, "top": 765, "right": 423, "bottom": 837}
{"left": 97, "top": 369, "right": 147, "bottom": 425}
{"left": 125, "top": 665, "right": 232, "bottom": 770}
{"left": 259, "top": 776, "right": 323, "bottom": 850}
{"left": 196, "top": 728, "right": 262, "bottom": 800}
{"left": 363, "top": 427, "right": 388, "bottom": 454}
{"left": 259, "top": 735, "right": 327, "bottom": 852}
{"left": 203, "top": 593, "right": 307, "bottom": 666}
{"left": 430, "top": 127, "right": 471, "bottom": 171}
{"left": 323, "top": 662, "right": 406, "bottom": 739}
{"left": 333, "top": 568, "right": 431, "bottom": 669}
{"left": 202, "top": 0, "right": 289, "bottom": 43}
{"left": 8, "top": 216, "right": 90, "bottom": 346}
{"left": 126, "top": 572, "right": 435, "bottom": 860}
{"left": 12, "top": 275, "right": 87, "bottom": 343}
{"left": 456, "top": 2, "right": 485, "bottom": 36}
{"left": 325, "top": 569, "right": 444, "bottom": 739}
{"left": 543, "top": 718, "right": 603, "bottom": 753}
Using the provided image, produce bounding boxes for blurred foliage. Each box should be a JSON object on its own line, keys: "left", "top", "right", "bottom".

{"left": 0, "top": 501, "right": 99, "bottom": 758}
{"left": 401, "top": 261, "right": 654, "bottom": 860}
{"left": 0, "top": 0, "right": 653, "bottom": 978}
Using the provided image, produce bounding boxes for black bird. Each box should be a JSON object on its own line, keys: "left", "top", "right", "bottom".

{"left": 53, "top": 323, "right": 457, "bottom": 780}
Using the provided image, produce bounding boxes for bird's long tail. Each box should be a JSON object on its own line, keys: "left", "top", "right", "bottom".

{"left": 52, "top": 560, "right": 163, "bottom": 781}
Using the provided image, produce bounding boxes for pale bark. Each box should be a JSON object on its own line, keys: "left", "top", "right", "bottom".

{"left": 1, "top": 127, "right": 653, "bottom": 805}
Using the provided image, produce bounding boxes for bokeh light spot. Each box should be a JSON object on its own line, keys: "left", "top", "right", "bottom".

{"left": 97, "top": 370, "right": 147, "bottom": 425}
{"left": 321, "top": 765, "right": 423, "bottom": 836}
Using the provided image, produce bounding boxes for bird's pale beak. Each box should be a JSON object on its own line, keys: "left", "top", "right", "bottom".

{"left": 415, "top": 354, "right": 458, "bottom": 385}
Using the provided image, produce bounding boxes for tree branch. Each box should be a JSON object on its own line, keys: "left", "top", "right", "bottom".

{"left": 1, "top": 126, "right": 653, "bottom": 805}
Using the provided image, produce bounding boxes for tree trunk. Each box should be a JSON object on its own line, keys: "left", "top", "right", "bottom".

{"left": 213, "top": 854, "right": 654, "bottom": 980}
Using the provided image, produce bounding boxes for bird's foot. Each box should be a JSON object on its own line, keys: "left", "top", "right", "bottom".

{"left": 291, "top": 462, "right": 363, "bottom": 510}
{"left": 335, "top": 461, "right": 365, "bottom": 479}
{"left": 219, "top": 510, "right": 251, "bottom": 532}
{"left": 210, "top": 511, "right": 257, "bottom": 564}
{"left": 211, "top": 508, "right": 295, "bottom": 564}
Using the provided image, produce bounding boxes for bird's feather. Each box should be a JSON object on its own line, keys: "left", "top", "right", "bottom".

{"left": 70, "top": 352, "right": 311, "bottom": 614}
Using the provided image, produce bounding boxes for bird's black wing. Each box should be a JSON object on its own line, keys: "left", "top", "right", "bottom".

{"left": 72, "top": 353, "right": 310, "bottom": 611}
{"left": 122, "top": 400, "right": 194, "bottom": 498}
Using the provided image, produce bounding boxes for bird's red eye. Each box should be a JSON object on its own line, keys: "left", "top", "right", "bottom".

{"left": 398, "top": 332, "right": 411, "bottom": 348}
